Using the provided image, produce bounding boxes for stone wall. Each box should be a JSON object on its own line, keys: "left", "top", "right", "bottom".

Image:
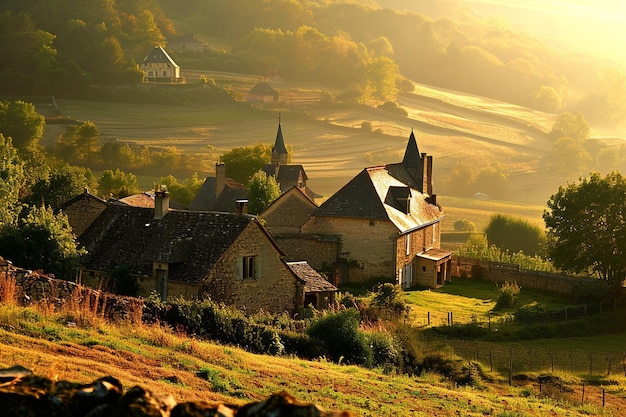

{"left": 2, "top": 266, "right": 143, "bottom": 323}
{"left": 62, "top": 193, "right": 107, "bottom": 238}
{"left": 272, "top": 234, "right": 338, "bottom": 270}
{"left": 302, "top": 216, "right": 398, "bottom": 282}
{"left": 453, "top": 256, "right": 612, "bottom": 295}
{"left": 201, "top": 222, "right": 302, "bottom": 314}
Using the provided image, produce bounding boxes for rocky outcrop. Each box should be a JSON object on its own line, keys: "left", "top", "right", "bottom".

{"left": 0, "top": 366, "right": 351, "bottom": 417}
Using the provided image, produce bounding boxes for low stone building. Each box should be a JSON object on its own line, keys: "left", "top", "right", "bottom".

{"left": 75, "top": 189, "right": 335, "bottom": 314}
{"left": 188, "top": 163, "right": 249, "bottom": 212}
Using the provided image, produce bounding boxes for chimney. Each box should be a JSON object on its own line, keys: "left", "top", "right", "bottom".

{"left": 274, "top": 162, "right": 280, "bottom": 178}
{"left": 154, "top": 186, "right": 170, "bottom": 219}
{"left": 216, "top": 163, "right": 226, "bottom": 197}
{"left": 235, "top": 199, "right": 248, "bottom": 216}
{"left": 422, "top": 154, "right": 433, "bottom": 196}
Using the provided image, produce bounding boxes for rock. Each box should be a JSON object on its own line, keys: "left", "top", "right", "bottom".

{"left": 0, "top": 366, "right": 352, "bottom": 417}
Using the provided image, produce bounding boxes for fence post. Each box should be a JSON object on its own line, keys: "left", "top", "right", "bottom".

{"left": 550, "top": 351, "right": 554, "bottom": 373}
{"left": 508, "top": 350, "right": 513, "bottom": 386}
{"left": 581, "top": 382, "right": 585, "bottom": 404}
{"left": 450, "top": 312, "right": 453, "bottom": 326}
{"left": 427, "top": 311, "right": 431, "bottom": 326}
{"left": 489, "top": 350, "right": 493, "bottom": 372}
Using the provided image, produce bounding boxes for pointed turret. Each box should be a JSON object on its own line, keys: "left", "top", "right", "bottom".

{"left": 402, "top": 130, "right": 421, "bottom": 168}
{"left": 271, "top": 118, "right": 288, "bottom": 165}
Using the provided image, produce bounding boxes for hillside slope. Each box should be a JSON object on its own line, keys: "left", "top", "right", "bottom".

{"left": 0, "top": 305, "right": 617, "bottom": 416}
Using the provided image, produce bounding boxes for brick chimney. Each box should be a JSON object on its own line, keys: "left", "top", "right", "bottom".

{"left": 216, "top": 163, "right": 226, "bottom": 197}
{"left": 235, "top": 199, "right": 248, "bottom": 216}
{"left": 154, "top": 186, "right": 170, "bottom": 219}
{"left": 422, "top": 153, "right": 433, "bottom": 196}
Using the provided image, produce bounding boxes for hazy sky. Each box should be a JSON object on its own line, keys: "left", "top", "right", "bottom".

{"left": 468, "top": 0, "right": 626, "bottom": 63}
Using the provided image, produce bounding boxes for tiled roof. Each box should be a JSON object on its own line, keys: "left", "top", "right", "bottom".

{"left": 249, "top": 82, "right": 278, "bottom": 96}
{"left": 262, "top": 164, "right": 308, "bottom": 185}
{"left": 314, "top": 165, "right": 443, "bottom": 233}
{"left": 287, "top": 262, "right": 337, "bottom": 293}
{"left": 79, "top": 205, "right": 254, "bottom": 283}
{"left": 188, "top": 177, "right": 249, "bottom": 212}
{"left": 142, "top": 46, "right": 180, "bottom": 68}
{"left": 117, "top": 192, "right": 185, "bottom": 209}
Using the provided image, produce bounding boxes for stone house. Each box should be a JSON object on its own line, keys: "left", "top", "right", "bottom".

{"left": 76, "top": 190, "right": 336, "bottom": 314}
{"left": 247, "top": 82, "right": 279, "bottom": 105}
{"left": 301, "top": 132, "right": 452, "bottom": 288}
{"left": 188, "top": 163, "right": 249, "bottom": 212}
{"left": 140, "top": 46, "right": 181, "bottom": 83}
{"left": 60, "top": 189, "right": 108, "bottom": 238}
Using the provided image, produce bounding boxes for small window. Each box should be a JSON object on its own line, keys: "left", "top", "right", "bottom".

{"left": 163, "top": 70, "right": 168, "bottom": 77}
{"left": 422, "top": 266, "right": 427, "bottom": 272}
{"left": 148, "top": 71, "right": 153, "bottom": 77}
{"left": 238, "top": 255, "right": 257, "bottom": 279}
{"left": 369, "top": 220, "right": 375, "bottom": 226}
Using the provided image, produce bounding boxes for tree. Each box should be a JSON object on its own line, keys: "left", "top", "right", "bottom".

{"left": 158, "top": 173, "right": 203, "bottom": 207}
{"left": 97, "top": 169, "right": 139, "bottom": 198}
{"left": 247, "top": 170, "right": 280, "bottom": 214}
{"left": 549, "top": 112, "right": 589, "bottom": 142}
{"left": 76, "top": 120, "right": 99, "bottom": 162}
{"left": 220, "top": 143, "right": 272, "bottom": 185}
{"left": 0, "top": 100, "right": 45, "bottom": 151}
{"left": 485, "top": 214, "right": 546, "bottom": 256}
{"left": 24, "top": 164, "right": 95, "bottom": 209}
{"left": 543, "top": 171, "right": 626, "bottom": 283}
{"left": 0, "top": 134, "right": 25, "bottom": 228}
{"left": 0, "top": 205, "right": 85, "bottom": 279}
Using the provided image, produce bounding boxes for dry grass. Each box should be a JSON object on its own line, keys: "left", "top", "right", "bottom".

{"left": 0, "top": 301, "right": 622, "bottom": 416}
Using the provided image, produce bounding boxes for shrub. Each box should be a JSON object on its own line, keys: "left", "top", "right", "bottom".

{"left": 307, "top": 308, "right": 372, "bottom": 366}
{"left": 368, "top": 331, "right": 402, "bottom": 370}
{"left": 494, "top": 281, "right": 521, "bottom": 310}
{"left": 454, "top": 219, "right": 476, "bottom": 232}
{"left": 370, "top": 283, "right": 409, "bottom": 318}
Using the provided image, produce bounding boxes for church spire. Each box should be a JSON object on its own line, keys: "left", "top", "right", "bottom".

{"left": 271, "top": 114, "right": 288, "bottom": 165}
{"left": 402, "top": 129, "right": 421, "bottom": 168}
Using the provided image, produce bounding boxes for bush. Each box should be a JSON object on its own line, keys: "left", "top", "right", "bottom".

{"left": 368, "top": 331, "right": 402, "bottom": 370}
{"left": 494, "top": 281, "right": 521, "bottom": 310}
{"left": 307, "top": 308, "right": 372, "bottom": 366}
{"left": 454, "top": 219, "right": 476, "bottom": 232}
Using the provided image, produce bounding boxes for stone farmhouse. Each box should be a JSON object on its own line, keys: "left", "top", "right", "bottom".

{"left": 188, "top": 163, "right": 249, "bottom": 212}
{"left": 262, "top": 131, "right": 452, "bottom": 288}
{"left": 65, "top": 189, "right": 335, "bottom": 314}
{"left": 140, "top": 46, "right": 181, "bottom": 83}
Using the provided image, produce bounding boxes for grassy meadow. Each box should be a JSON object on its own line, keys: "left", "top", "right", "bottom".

{"left": 1, "top": 297, "right": 624, "bottom": 416}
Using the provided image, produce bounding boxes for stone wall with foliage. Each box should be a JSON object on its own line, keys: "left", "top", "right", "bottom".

{"left": 452, "top": 256, "right": 614, "bottom": 297}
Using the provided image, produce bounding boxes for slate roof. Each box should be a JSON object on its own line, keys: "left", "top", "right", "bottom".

{"left": 272, "top": 122, "right": 288, "bottom": 156}
{"left": 142, "top": 46, "right": 180, "bottom": 68}
{"left": 261, "top": 164, "right": 308, "bottom": 185}
{"left": 248, "top": 82, "right": 278, "bottom": 98}
{"left": 79, "top": 205, "right": 254, "bottom": 283}
{"left": 287, "top": 261, "right": 337, "bottom": 293}
{"left": 188, "top": 177, "right": 249, "bottom": 212}
{"left": 115, "top": 192, "right": 186, "bottom": 210}
{"left": 314, "top": 165, "right": 443, "bottom": 233}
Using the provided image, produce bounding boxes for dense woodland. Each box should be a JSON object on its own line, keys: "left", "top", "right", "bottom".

{"left": 1, "top": 0, "right": 625, "bottom": 128}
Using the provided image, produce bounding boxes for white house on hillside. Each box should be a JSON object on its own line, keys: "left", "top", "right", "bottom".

{"left": 140, "top": 46, "right": 181, "bottom": 83}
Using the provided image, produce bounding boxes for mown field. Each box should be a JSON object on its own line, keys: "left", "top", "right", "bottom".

{"left": 39, "top": 73, "right": 559, "bottom": 213}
